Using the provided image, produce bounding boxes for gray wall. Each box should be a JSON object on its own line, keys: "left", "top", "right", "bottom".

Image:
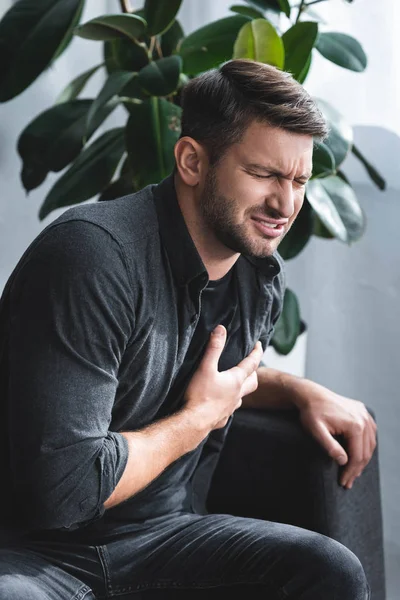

{"left": 0, "top": 0, "right": 398, "bottom": 597}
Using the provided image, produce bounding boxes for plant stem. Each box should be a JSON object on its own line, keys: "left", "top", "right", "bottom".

{"left": 296, "top": 0, "right": 306, "bottom": 23}
{"left": 306, "top": 0, "right": 329, "bottom": 6}
{"left": 119, "top": 0, "right": 132, "bottom": 13}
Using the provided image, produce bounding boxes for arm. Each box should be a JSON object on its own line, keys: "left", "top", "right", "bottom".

{"left": 7, "top": 221, "right": 133, "bottom": 531}
{"left": 105, "top": 326, "right": 262, "bottom": 509}
{"left": 242, "top": 366, "right": 377, "bottom": 490}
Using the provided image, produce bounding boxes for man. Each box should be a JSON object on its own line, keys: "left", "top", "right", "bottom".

{"left": 0, "top": 59, "right": 375, "bottom": 599}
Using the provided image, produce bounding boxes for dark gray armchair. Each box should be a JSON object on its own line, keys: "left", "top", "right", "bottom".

{"left": 207, "top": 407, "right": 386, "bottom": 599}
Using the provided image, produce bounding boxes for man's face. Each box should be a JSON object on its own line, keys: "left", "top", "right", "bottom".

{"left": 199, "top": 121, "right": 314, "bottom": 258}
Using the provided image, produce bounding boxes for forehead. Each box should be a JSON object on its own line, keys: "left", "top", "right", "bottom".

{"left": 230, "top": 120, "right": 314, "bottom": 172}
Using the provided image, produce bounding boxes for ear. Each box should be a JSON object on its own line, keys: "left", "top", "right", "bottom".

{"left": 174, "top": 136, "right": 208, "bottom": 187}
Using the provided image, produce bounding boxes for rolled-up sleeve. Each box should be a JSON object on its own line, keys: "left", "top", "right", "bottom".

{"left": 7, "top": 219, "right": 134, "bottom": 531}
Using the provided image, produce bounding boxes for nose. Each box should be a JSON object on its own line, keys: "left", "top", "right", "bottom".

{"left": 265, "top": 178, "right": 295, "bottom": 220}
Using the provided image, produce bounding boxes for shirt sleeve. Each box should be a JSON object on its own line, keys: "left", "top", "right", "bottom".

{"left": 7, "top": 219, "right": 134, "bottom": 532}
{"left": 259, "top": 252, "right": 286, "bottom": 363}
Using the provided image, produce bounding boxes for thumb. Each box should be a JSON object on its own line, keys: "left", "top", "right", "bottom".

{"left": 311, "top": 420, "right": 348, "bottom": 466}
{"left": 201, "top": 325, "right": 227, "bottom": 372}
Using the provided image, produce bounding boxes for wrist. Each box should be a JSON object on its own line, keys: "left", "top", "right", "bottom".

{"left": 278, "top": 371, "right": 316, "bottom": 411}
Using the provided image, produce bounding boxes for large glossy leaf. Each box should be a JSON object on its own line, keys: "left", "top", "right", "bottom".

{"left": 19, "top": 100, "right": 88, "bottom": 190}
{"left": 351, "top": 144, "right": 386, "bottom": 190}
{"left": 126, "top": 98, "right": 181, "bottom": 189}
{"left": 297, "top": 52, "right": 312, "bottom": 84}
{"left": 316, "top": 98, "right": 353, "bottom": 169}
{"left": 52, "top": 0, "right": 85, "bottom": 61}
{"left": 18, "top": 98, "right": 118, "bottom": 192}
{"left": 39, "top": 128, "right": 126, "bottom": 220}
{"left": 278, "top": 199, "right": 314, "bottom": 260}
{"left": 244, "top": 0, "right": 281, "bottom": 13}
{"left": 306, "top": 176, "right": 365, "bottom": 243}
{"left": 55, "top": 64, "right": 102, "bottom": 104}
{"left": 230, "top": 5, "right": 265, "bottom": 19}
{"left": 233, "top": 19, "right": 284, "bottom": 68}
{"left": 138, "top": 56, "right": 182, "bottom": 96}
{"left": 75, "top": 14, "right": 147, "bottom": 43}
{"left": 312, "top": 213, "right": 335, "bottom": 239}
{"left": 277, "top": 0, "right": 290, "bottom": 18}
{"left": 316, "top": 32, "right": 367, "bottom": 72}
{"left": 311, "top": 141, "right": 335, "bottom": 178}
{"left": 0, "top": 0, "right": 84, "bottom": 102}
{"left": 270, "top": 288, "right": 301, "bottom": 356}
{"left": 85, "top": 70, "right": 136, "bottom": 136}
{"left": 161, "top": 19, "right": 184, "bottom": 56}
{"left": 104, "top": 38, "right": 149, "bottom": 74}
{"left": 282, "top": 21, "right": 318, "bottom": 81}
{"left": 179, "top": 15, "right": 248, "bottom": 75}
{"left": 144, "top": 0, "right": 182, "bottom": 35}
{"left": 98, "top": 176, "right": 135, "bottom": 201}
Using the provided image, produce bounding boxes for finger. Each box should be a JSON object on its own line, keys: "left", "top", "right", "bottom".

{"left": 340, "top": 428, "right": 364, "bottom": 488}
{"left": 346, "top": 415, "right": 376, "bottom": 487}
{"left": 241, "top": 371, "right": 258, "bottom": 397}
{"left": 233, "top": 341, "right": 263, "bottom": 381}
{"left": 310, "top": 420, "right": 348, "bottom": 467}
{"left": 201, "top": 325, "right": 227, "bottom": 372}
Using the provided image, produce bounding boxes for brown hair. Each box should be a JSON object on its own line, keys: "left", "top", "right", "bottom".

{"left": 179, "top": 58, "right": 329, "bottom": 164}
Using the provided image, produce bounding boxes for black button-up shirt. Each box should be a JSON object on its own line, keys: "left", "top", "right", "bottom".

{"left": 0, "top": 174, "right": 285, "bottom": 542}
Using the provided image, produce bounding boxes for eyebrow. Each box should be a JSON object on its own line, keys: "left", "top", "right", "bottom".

{"left": 244, "top": 162, "right": 312, "bottom": 181}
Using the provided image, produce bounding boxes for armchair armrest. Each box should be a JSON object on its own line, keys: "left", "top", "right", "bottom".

{"left": 207, "top": 407, "right": 386, "bottom": 600}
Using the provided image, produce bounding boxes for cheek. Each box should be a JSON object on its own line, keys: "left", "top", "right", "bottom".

{"left": 291, "top": 190, "right": 305, "bottom": 220}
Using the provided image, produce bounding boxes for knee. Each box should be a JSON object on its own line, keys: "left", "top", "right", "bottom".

{"left": 308, "top": 536, "right": 369, "bottom": 600}
{"left": 0, "top": 576, "right": 43, "bottom": 600}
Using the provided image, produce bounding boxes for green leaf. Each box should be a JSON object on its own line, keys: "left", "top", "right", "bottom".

{"left": 98, "top": 176, "right": 135, "bottom": 201}
{"left": 312, "top": 141, "right": 336, "bottom": 178}
{"left": 316, "top": 32, "right": 367, "bottom": 72}
{"left": 144, "top": 0, "right": 182, "bottom": 36}
{"left": 306, "top": 175, "right": 366, "bottom": 243}
{"left": 161, "top": 19, "right": 184, "bottom": 56}
{"left": 104, "top": 38, "right": 149, "bottom": 74}
{"left": 75, "top": 14, "right": 147, "bottom": 43}
{"left": 271, "top": 288, "right": 301, "bottom": 355}
{"left": 230, "top": 5, "right": 265, "bottom": 19}
{"left": 52, "top": 0, "right": 85, "bottom": 61}
{"left": 233, "top": 18, "right": 284, "bottom": 68}
{"left": 18, "top": 98, "right": 117, "bottom": 192}
{"left": 138, "top": 56, "right": 182, "bottom": 96}
{"left": 351, "top": 144, "right": 386, "bottom": 191}
{"left": 179, "top": 15, "right": 248, "bottom": 75}
{"left": 278, "top": 199, "right": 314, "bottom": 260}
{"left": 277, "top": 0, "right": 290, "bottom": 18}
{"left": 244, "top": 0, "right": 281, "bottom": 13}
{"left": 85, "top": 70, "right": 136, "bottom": 136}
{"left": 39, "top": 128, "right": 126, "bottom": 220}
{"left": 316, "top": 98, "right": 353, "bottom": 168}
{"left": 126, "top": 98, "right": 181, "bottom": 189}
{"left": 282, "top": 21, "right": 318, "bottom": 81}
{"left": 0, "top": 0, "right": 84, "bottom": 102}
{"left": 55, "top": 64, "right": 102, "bottom": 104}
{"left": 297, "top": 52, "right": 312, "bottom": 84}
{"left": 312, "top": 213, "right": 335, "bottom": 238}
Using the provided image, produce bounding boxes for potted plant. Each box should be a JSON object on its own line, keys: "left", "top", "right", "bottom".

{"left": 0, "top": 0, "right": 386, "bottom": 357}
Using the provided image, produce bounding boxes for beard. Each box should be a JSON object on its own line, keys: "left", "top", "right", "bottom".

{"left": 200, "top": 168, "right": 286, "bottom": 259}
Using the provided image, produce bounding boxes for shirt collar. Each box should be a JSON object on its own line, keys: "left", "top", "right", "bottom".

{"left": 153, "top": 174, "right": 282, "bottom": 286}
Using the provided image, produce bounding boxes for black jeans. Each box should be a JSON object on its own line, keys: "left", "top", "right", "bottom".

{"left": 0, "top": 513, "right": 370, "bottom": 600}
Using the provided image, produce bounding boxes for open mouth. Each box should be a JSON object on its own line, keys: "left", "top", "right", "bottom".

{"left": 251, "top": 218, "right": 285, "bottom": 238}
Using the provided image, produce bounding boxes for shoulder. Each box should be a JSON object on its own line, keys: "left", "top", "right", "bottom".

{"left": 49, "top": 184, "right": 159, "bottom": 249}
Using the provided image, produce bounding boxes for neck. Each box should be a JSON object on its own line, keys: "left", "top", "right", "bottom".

{"left": 174, "top": 173, "right": 240, "bottom": 281}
